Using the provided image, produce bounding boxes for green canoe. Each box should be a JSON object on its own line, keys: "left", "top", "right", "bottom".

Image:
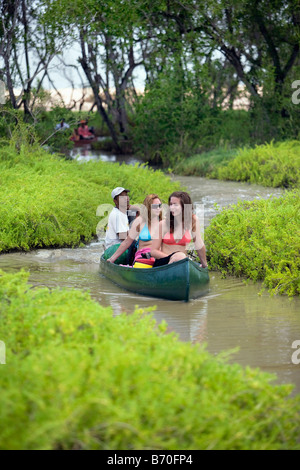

{"left": 100, "top": 254, "right": 209, "bottom": 302}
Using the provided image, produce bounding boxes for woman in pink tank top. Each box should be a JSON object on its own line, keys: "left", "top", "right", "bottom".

{"left": 151, "top": 191, "right": 208, "bottom": 268}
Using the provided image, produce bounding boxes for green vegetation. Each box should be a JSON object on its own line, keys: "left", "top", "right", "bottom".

{"left": 0, "top": 108, "right": 108, "bottom": 154}
{"left": 212, "top": 141, "right": 300, "bottom": 189}
{"left": 1, "top": 1, "right": 300, "bottom": 451}
{"left": 206, "top": 190, "right": 300, "bottom": 296}
{"left": 1, "top": 269, "right": 299, "bottom": 450}
{"left": 0, "top": 142, "right": 179, "bottom": 253}
{"left": 175, "top": 140, "right": 300, "bottom": 189}
{"left": 133, "top": 68, "right": 253, "bottom": 165}
{"left": 174, "top": 147, "right": 238, "bottom": 176}
{"left": 2, "top": 1, "right": 300, "bottom": 163}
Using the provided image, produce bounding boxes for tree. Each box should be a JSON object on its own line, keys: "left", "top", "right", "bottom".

{"left": 164, "top": 0, "right": 300, "bottom": 118}
{"left": 43, "top": 0, "right": 150, "bottom": 151}
{"left": 135, "top": 0, "right": 300, "bottom": 137}
{"left": 0, "top": 0, "right": 65, "bottom": 118}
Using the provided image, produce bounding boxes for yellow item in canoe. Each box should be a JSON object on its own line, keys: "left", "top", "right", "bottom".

{"left": 133, "top": 262, "right": 153, "bottom": 269}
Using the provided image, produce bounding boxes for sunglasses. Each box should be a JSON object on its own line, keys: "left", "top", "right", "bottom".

{"left": 151, "top": 203, "right": 162, "bottom": 209}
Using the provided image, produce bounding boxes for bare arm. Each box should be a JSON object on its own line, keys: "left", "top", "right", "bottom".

{"left": 107, "top": 236, "right": 135, "bottom": 263}
{"left": 117, "top": 231, "right": 128, "bottom": 241}
{"left": 107, "top": 217, "right": 140, "bottom": 263}
{"left": 129, "top": 204, "right": 141, "bottom": 213}
{"left": 150, "top": 220, "right": 167, "bottom": 259}
{"left": 192, "top": 215, "right": 208, "bottom": 268}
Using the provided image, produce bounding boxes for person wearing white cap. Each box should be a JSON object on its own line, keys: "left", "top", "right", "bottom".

{"left": 105, "top": 187, "right": 131, "bottom": 249}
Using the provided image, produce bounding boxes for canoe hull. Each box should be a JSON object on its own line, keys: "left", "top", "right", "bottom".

{"left": 100, "top": 256, "right": 209, "bottom": 301}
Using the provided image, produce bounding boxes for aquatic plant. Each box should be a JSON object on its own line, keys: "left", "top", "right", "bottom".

{"left": 0, "top": 144, "right": 180, "bottom": 253}
{"left": 0, "top": 269, "right": 299, "bottom": 450}
{"left": 174, "top": 147, "right": 237, "bottom": 176}
{"left": 213, "top": 140, "right": 300, "bottom": 188}
{"left": 206, "top": 190, "right": 300, "bottom": 296}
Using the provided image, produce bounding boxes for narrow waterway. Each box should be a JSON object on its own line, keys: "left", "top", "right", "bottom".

{"left": 1, "top": 148, "right": 299, "bottom": 394}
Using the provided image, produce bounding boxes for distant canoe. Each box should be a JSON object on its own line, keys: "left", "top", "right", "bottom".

{"left": 73, "top": 137, "right": 98, "bottom": 146}
{"left": 100, "top": 255, "right": 209, "bottom": 301}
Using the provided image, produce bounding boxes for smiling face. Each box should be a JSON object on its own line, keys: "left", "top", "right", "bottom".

{"left": 169, "top": 196, "right": 182, "bottom": 217}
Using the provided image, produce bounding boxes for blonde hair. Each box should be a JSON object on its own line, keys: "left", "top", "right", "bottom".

{"left": 140, "top": 194, "right": 162, "bottom": 228}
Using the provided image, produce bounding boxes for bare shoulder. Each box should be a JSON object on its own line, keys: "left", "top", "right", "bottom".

{"left": 132, "top": 215, "right": 143, "bottom": 231}
{"left": 160, "top": 218, "right": 168, "bottom": 229}
{"left": 160, "top": 219, "right": 169, "bottom": 236}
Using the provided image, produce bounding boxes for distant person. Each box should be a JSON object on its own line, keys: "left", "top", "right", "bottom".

{"left": 105, "top": 187, "right": 139, "bottom": 250}
{"left": 88, "top": 125, "right": 95, "bottom": 136}
{"left": 78, "top": 120, "right": 94, "bottom": 140}
{"left": 55, "top": 118, "right": 70, "bottom": 130}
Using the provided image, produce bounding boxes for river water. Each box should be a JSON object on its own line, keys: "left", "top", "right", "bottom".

{"left": 1, "top": 146, "right": 299, "bottom": 394}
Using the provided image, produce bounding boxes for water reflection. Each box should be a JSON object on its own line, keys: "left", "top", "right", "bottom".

{"left": 69, "top": 144, "right": 140, "bottom": 166}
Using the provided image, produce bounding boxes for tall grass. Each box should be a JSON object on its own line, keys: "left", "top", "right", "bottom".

{"left": 0, "top": 269, "right": 299, "bottom": 450}
{"left": 174, "top": 147, "right": 237, "bottom": 176}
{"left": 206, "top": 190, "right": 300, "bottom": 296}
{"left": 0, "top": 144, "right": 180, "bottom": 253}
{"left": 212, "top": 140, "right": 300, "bottom": 188}
{"left": 175, "top": 140, "right": 300, "bottom": 190}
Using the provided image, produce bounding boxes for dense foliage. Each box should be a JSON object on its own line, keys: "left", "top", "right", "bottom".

{"left": 212, "top": 140, "right": 300, "bottom": 189}
{"left": 174, "top": 147, "right": 238, "bottom": 176}
{"left": 206, "top": 190, "right": 300, "bottom": 296}
{"left": 1, "top": 1, "right": 300, "bottom": 162}
{"left": 0, "top": 269, "right": 299, "bottom": 450}
{"left": 133, "top": 69, "right": 253, "bottom": 165}
{"left": 175, "top": 140, "right": 300, "bottom": 190}
{"left": 0, "top": 142, "right": 179, "bottom": 253}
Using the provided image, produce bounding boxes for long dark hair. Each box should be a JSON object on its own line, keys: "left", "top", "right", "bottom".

{"left": 167, "top": 191, "right": 194, "bottom": 233}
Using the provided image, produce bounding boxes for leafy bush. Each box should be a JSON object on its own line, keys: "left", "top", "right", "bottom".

{"left": 0, "top": 270, "right": 299, "bottom": 450}
{"left": 174, "top": 147, "right": 237, "bottom": 176}
{"left": 212, "top": 140, "right": 300, "bottom": 188}
{"left": 205, "top": 190, "right": 300, "bottom": 296}
{"left": 0, "top": 144, "right": 180, "bottom": 253}
{"left": 132, "top": 69, "right": 253, "bottom": 166}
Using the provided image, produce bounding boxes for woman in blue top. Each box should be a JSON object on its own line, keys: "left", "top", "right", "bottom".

{"left": 106, "top": 194, "right": 162, "bottom": 264}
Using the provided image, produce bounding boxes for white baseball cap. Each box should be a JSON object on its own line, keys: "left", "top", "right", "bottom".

{"left": 111, "top": 187, "right": 130, "bottom": 199}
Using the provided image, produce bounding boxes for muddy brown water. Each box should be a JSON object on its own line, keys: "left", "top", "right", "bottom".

{"left": 1, "top": 154, "right": 299, "bottom": 395}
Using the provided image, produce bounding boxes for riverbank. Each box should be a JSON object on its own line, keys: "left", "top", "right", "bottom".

{"left": 1, "top": 142, "right": 299, "bottom": 296}
{"left": 173, "top": 140, "right": 300, "bottom": 296}
{"left": 1, "top": 146, "right": 299, "bottom": 449}
{"left": 205, "top": 189, "right": 300, "bottom": 296}
{"left": 1, "top": 269, "right": 299, "bottom": 450}
{"left": 0, "top": 143, "right": 179, "bottom": 253}
{"left": 174, "top": 140, "right": 300, "bottom": 189}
